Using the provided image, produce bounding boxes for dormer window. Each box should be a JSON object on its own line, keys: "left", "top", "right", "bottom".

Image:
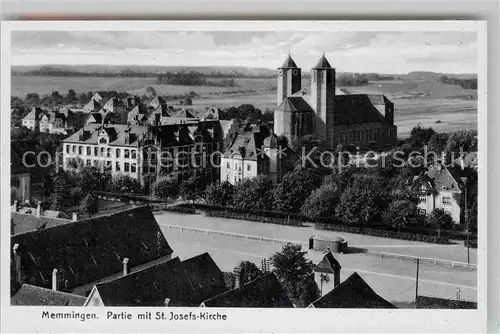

{"left": 99, "top": 137, "right": 107, "bottom": 144}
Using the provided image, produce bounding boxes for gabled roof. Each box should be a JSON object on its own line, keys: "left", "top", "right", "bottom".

{"left": 174, "top": 109, "right": 196, "bottom": 118}
{"left": 11, "top": 212, "right": 73, "bottom": 235}
{"left": 333, "top": 94, "right": 389, "bottom": 124}
{"left": 313, "top": 54, "right": 332, "bottom": 69}
{"left": 315, "top": 252, "right": 342, "bottom": 274}
{"left": 309, "top": 272, "right": 396, "bottom": 308}
{"left": 11, "top": 206, "right": 173, "bottom": 293}
{"left": 92, "top": 253, "right": 226, "bottom": 307}
{"left": 63, "top": 124, "right": 147, "bottom": 147}
{"left": 224, "top": 128, "right": 270, "bottom": 161}
{"left": 11, "top": 284, "right": 86, "bottom": 306}
{"left": 22, "top": 107, "right": 43, "bottom": 121}
{"left": 181, "top": 252, "right": 227, "bottom": 302}
{"left": 280, "top": 54, "right": 298, "bottom": 68}
{"left": 147, "top": 96, "right": 167, "bottom": 108}
{"left": 201, "top": 273, "right": 293, "bottom": 308}
{"left": 83, "top": 99, "right": 102, "bottom": 112}
{"left": 276, "top": 96, "right": 315, "bottom": 113}
{"left": 426, "top": 165, "right": 462, "bottom": 193}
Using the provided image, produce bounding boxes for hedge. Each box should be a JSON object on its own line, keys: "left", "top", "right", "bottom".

{"left": 205, "top": 211, "right": 303, "bottom": 227}
{"left": 315, "top": 223, "right": 450, "bottom": 244}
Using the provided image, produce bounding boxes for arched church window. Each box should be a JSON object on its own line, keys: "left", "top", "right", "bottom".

{"left": 313, "top": 71, "right": 317, "bottom": 83}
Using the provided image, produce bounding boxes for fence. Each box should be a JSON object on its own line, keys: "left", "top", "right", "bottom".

{"left": 162, "top": 224, "right": 477, "bottom": 271}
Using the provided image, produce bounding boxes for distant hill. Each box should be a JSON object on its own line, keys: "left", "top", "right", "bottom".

{"left": 406, "top": 71, "right": 477, "bottom": 80}
{"left": 11, "top": 65, "right": 276, "bottom": 78}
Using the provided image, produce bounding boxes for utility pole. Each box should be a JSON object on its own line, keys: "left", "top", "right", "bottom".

{"left": 461, "top": 177, "right": 470, "bottom": 264}
{"left": 415, "top": 258, "right": 420, "bottom": 305}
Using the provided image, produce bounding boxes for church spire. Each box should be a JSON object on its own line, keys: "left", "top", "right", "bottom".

{"left": 279, "top": 54, "right": 298, "bottom": 68}
{"left": 313, "top": 53, "right": 332, "bottom": 69}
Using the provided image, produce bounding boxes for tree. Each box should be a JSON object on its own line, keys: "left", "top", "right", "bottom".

{"left": 49, "top": 173, "right": 68, "bottom": 210}
{"left": 179, "top": 176, "right": 203, "bottom": 204}
{"left": 77, "top": 165, "right": 112, "bottom": 193}
{"left": 382, "top": 200, "right": 418, "bottom": 232}
{"left": 232, "top": 175, "right": 275, "bottom": 212}
{"left": 409, "top": 125, "right": 436, "bottom": 149}
{"left": 426, "top": 208, "right": 454, "bottom": 237}
{"left": 301, "top": 182, "right": 339, "bottom": 220}
{"left": 444, "top": 129, "right": 478, "bottom": 156}
{"left": 146, "top": 86, "right": 157, "bottom": 97}
{"left": 335, "top": 186, "right": 378, "bottom": 227}
{"left": 78, "top": 93, "right": 87, "bottom": 105}
{"left": 79, "top": 193, "right": 98, "bottom": 218}
{"left": 205, "top": 181, "right": 234, "bottom": 207}
{"left": 270, "top": 243, "right": 318, "bottom": 307}
{"left": 153, "top": 178, "right": 179, "bottom": 201}
{"left": 68, "top": 89, "right": 77, "bottom": 101}
{"left": 273, "top": 168, "right": 322, "bottom": 213}
{"left": 238, "top": 261, "right": 263, "bottom": 285}
{"left": 25, "top": 93, "right": 40, "bottom": 105}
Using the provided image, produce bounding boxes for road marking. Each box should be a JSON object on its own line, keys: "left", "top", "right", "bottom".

{"left": 169, "top": 240, "right": 477, "bottom": 291}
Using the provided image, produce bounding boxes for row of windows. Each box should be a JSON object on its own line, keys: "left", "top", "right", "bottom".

{"left": 66, "top": 158, "right": 138, "bottom": 173}
{"left": 340, "top": 128, "right": 383, "bottom": 143}
{"left": 66, "top": 145, "right": 136, "bottom": 159}
{"left": 420, "top": 195, "right": 452, "bottom": 205}
{"left": 226, "top": 162, "right": 251, "bottom": 172}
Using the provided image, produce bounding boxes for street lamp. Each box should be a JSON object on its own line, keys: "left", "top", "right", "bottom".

{"left": 460, "top": 177, "right": 470, "bottom": 264}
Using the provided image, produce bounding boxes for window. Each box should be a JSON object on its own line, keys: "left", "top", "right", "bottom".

{"left": 99, "top": 137, "right": 107, "bottom": 144}
{"left": 419, "top": 209, "right": 426, "bottom": 216}
{"left": 94, "top": 147, "right": 98, "bottom": 156}
{"left": 131, "top": 163, "right": 136, "bottom": 173}
{"left": 107, "top": 148, "right": 111, "bottom": 158}
{"left": 100, "top": 148, "right": 105, "bottom": 157}
{"left": 116, "top": 162, "right": 120, "bottom": 171}
{"left": 72, "top": 145, "right": 76, "bottom": 154}
{"left": 247, "top": 164, "right": 251, "bottom": 171}
{"left": 87, "top": 147, "right": 91, "bottom": 155}
{"left": 419, "top": 196, "right": 427, "bottom": 203}
{"left": 86, "top": 160, "right": 91, "bottom": 166}
{"left": 313, "top": 71, "right": 317, "bottom": 82}
{"left": 442, "top": 196, "right": 452, "bottom": 205}
{"left": 93, "top": 160, "right": 98, "bottom": 166}
{"left": 124, "top": 163, "right": 130, "bottom": 172}
{"left": 116, "top": 149, "right": 120, "bottom": 158}
{"left": 125, "top": 149, "right": 130, "bottom": 159}
{"left": 66, "top": 145, "right": 69, "bottom": 153}
{"left": 131, "top": 150, "right": 137, "bottom": 159}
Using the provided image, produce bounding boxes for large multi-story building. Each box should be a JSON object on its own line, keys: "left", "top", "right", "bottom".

{"left": 61, "top": 120, "right": 227, "bottom": 186}
{"left": 274, "top": 54, "right": 397, "bottom": 150}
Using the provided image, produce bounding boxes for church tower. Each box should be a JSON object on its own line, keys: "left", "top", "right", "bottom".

{"left": 310, "top": 54, "right": 336, "bottom": 148}
{"left": 277, "top": 54, "right": 302, "bottom": 105}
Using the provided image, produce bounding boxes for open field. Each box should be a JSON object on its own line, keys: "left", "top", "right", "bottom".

{"left": 11, "top": 75, "right": 477, "bottom": 136}
{"left": 157, "top": 215, "right": 477, "bottom": 307}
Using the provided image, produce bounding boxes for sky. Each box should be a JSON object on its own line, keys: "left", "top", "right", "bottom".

{"left": 11, "top": 31, "right": 477, "bottom": 74}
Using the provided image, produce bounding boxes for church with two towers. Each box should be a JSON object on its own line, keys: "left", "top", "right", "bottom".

{"left": 273, "top": 54, "right": 397, "bottom": 150}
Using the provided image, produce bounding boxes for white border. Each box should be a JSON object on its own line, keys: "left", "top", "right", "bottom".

{"left": 0, "top": 20, "right": 488, "bottom": 333}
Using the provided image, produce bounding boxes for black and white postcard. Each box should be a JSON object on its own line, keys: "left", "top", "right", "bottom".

{"left": 1, "top": 20, "right": 487, "bottom": 333}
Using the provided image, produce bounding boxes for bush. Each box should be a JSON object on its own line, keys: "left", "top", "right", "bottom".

{"left": 205, "top": 211, "right": 303, "bottom": 227}
{"left": 315, "top": 222, "right": 449, "bottom": 244}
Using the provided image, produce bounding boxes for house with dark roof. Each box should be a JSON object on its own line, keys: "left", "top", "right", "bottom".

{"left": 308, "top": 272, "right": 396, "bottom": 308}
{"left": 83, "top": 99, "right": 102, "bottom": 113}
{"left": 274, "top": 54, "right": 397, "bottom": 150}
{"left": 11, "top": 206, "right": 173, "bottom": 297}
{"left": 314, "top": 252, "right": 342, "bottom": 296}
{"left": 11, "top": 206, "right": 75, "bottom": 236}
{"left": 84, "top": 253, "right": 226, "bottom": 307}
{"left": 22, "top": 107, "right": 44, "bottom": 130}
{"left": 410, "top": 162, "right": 463, "bottom": 223}
{"left": 201, "top": 273, "right": 293, "bottom": 308}
{"left": 220, "top": 123, "right": 285, "bottom": 184}
{"left": 12, "top": 284, "right": 86, "bottom": 306}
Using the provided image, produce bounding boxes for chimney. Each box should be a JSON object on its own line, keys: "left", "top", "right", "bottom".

{"left": 72, "top": 212, "right": 78, "bottom": 222}
{"left": 233, "top": 266, "right": 242, "bottom": 289}
{"left": 36, "top": 202, "right": 42, "bottom": 217}
{"left": 122, "top": 257, "right": 130, "bottom": 276}
{"left": 164, "top": 298, "right": 171, "bottom": 307}
{"left": 52, "top": 268, "right": 59, "bottom": 291}
{"left": 12, "top": 243, "right": 21, "bottom": 285}
{"left": 13, "top": 200, "right": 19, "bottom": 212}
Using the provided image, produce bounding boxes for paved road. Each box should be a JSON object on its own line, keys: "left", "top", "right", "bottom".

{"left": 154, "top": 211, "right": 477, "bottom": 264}
{"left": 158, "top": 223, "right": 477, "bottom": 308}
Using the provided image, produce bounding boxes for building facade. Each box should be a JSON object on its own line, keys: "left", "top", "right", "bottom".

{"left": 62, "top": 120, "right": 224, "bottom": 186}
{"left": 411, "top": 163, "right": 463, "bottom": 223}
{"left": 22, "top": 107, "right": 43, "bottom": 130}
{"left": 274, "top": 54, "right": 397, "bottom": 150}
